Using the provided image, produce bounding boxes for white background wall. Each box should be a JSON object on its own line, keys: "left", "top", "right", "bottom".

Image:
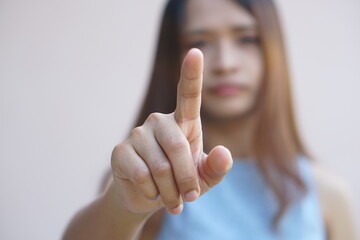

{"left": 0, "top": 0, "right": 359, "bottom": 239}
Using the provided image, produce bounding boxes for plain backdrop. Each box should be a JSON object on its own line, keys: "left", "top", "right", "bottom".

{"left": 0, "top": 0, "right": 359, "bottom": 239}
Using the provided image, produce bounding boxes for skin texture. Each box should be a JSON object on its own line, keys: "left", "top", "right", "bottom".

{"left": 181, "top": 0, "right": 263, "bottom": 121}
{"left": 312, "top": 163, "right": 358, "bottom": 240}
{"left": 180, "top": 0, "right": 263, "bottom": 158}
{"left": 110, "top": 49, "right": 233, "bottom": 217}
{"left": 63, "top": 0, "right": 358, "bottom": 239}
{"left": 63, "top": 48, "right": 233, "bottom": 240}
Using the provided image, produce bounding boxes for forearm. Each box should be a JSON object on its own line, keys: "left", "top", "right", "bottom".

{"left": 62, "top": 183, "right": 152, "bottom": 240}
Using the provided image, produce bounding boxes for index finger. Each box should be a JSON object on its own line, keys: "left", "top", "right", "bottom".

{"left": 174, "top": 48, "right": 204, "bottom": 123}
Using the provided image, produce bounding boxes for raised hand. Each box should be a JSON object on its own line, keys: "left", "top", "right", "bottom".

{"left": 110, "top": 48, "right": 233, "bottom": 216}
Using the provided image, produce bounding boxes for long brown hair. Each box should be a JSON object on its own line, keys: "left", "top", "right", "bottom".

{"left": 135, "top": 0, "right": 309, "bottom": 228}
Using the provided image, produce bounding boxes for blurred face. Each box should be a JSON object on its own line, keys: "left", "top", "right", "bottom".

{"left": 181, "top": 0, "right": 264, "bottom": 121}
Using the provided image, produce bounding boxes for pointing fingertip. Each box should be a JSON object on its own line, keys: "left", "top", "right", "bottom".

{"left": 189, "top": 47, "right": 202, "bottom": 54}
{"left": 188, "top": 48, "right": 203, "bottom": 59}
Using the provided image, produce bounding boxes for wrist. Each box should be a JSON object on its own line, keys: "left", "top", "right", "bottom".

{"left": 102, "top": 180, "right": 154, "bottom": 224}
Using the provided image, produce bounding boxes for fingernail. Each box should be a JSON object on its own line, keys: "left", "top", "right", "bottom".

{"left": 168, "top": 203, "right": 183, "bottom": 215}
{"left": 184, "top": 190, "right": 198, "bottom": 202}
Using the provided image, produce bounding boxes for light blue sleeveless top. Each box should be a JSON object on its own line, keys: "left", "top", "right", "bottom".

{"left": 157, "top": 156, "right": 326, "bottom": 240}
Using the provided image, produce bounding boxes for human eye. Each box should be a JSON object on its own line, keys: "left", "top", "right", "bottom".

{"left": 237, "top": 35, "right": 260, "bottom": 45}
{"left": 186, "top": 40, "right": 208, "bottom": 49}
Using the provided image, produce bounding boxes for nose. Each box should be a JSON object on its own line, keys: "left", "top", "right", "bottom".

{"left": 212, "top": 39, "right": 239, "bottom": 76}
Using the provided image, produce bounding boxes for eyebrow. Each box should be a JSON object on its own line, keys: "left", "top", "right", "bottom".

{"left": 184, "top": 25, "right": 258, "bottom": 36}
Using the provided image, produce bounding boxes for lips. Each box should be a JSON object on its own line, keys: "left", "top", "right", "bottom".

{"left": 208, "top": 83, "right": 247, "bottom": 96}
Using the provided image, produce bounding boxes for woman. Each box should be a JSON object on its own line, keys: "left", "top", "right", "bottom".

{"left": 63, "top": 0, "right": 357, "bottom": 239}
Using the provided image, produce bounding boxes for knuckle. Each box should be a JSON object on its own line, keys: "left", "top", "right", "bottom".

{"left": 111, "top": 143, "right": 125, "bottom": 164}
{"left": 182, "top": 90, "right": 200, "bottom": 99}
{"left": 112, "top": 143, "right": 125, "bottom": 155}
{"left": 130, "top": 126, "right": 144, "bottom": 139}
{"left": 153, "top": 161, "right": 172, "bottom": 178}
{"left": 133, "top": 167, "right": 151, "bottom": 185}
{"left": 168, "top": 138, "right": 188, "bottom": 153}
{"left": 111, "top": 143, "right": 128, "bottom": 175}
{"left": 147, "top": 112, "right": 163, "bottom": 123}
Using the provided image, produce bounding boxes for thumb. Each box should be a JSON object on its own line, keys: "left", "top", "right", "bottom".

{"left": 198, "top": 145, "right": 233, "bottom": 194}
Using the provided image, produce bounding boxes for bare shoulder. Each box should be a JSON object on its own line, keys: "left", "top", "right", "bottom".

{"left": 311, "top": 162, "right": 351, "bottom": 203}
{"left": 310, "top": 162, "right": 358, "bottom": 240}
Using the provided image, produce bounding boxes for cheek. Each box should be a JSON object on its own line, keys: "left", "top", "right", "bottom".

{"left": 200, "top": 50, "right": 264, "bottom": 118}
{"left": 244, "top": 49, "right": 264, "bottom": 86}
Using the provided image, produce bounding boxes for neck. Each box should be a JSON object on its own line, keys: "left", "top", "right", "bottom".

{"left": 202, "top": 113, "right": 257, "bottom": 159}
